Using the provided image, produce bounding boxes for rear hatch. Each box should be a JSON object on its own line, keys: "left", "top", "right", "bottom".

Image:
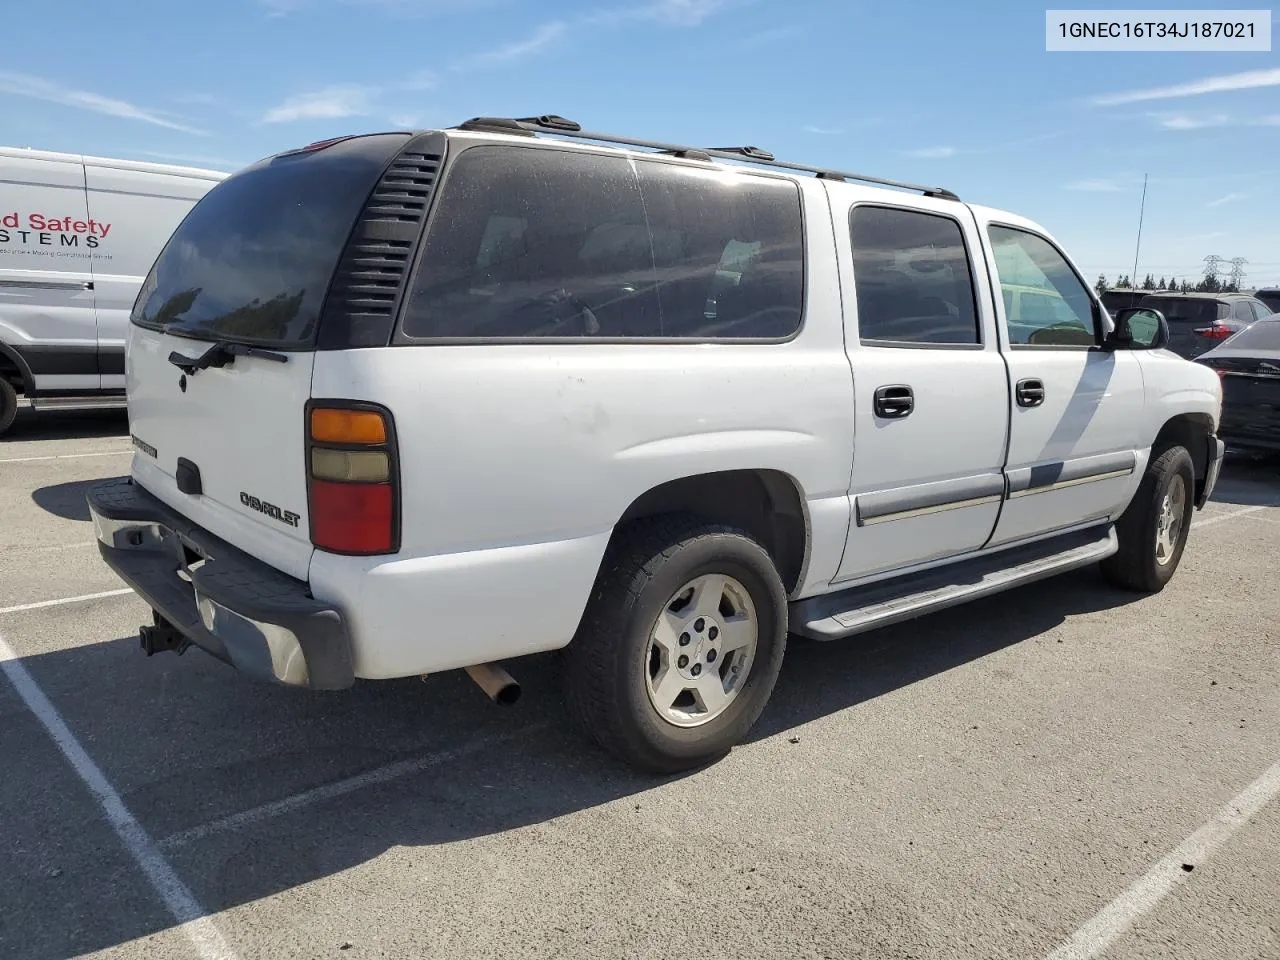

{"left": 126, "top": 133, "right": 412, "bottom": 579}
{"left": 1140, "top": 296, "right": 1229, "bottom": 359}
{"left": 1199, "top": 320, "right": 1280, "bottom": 447}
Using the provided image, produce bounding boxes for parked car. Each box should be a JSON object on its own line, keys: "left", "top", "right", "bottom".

{"left": 1135, "top": 292, "right": 1273, "bottom": 360}
{"left": 1099, "top": 288, "right": 1148, "bottom": 317}
{"left": 1196, "top": 315, "right": 1280, "bottom": 454}
{"left": 0, "top": 146, "right": 224, "bottom": 435}
{"left": 86, "top": 118, "right": 1224, "bottom": 773}
{"left": 1254, "top": 288, "right": 1280, "bottom": 314}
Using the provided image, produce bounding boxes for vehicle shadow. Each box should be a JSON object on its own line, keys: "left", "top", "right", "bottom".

{"left": 7, "top": 565, "right": 1135, "bottom": 960}
{"left": 29, "top": 480, "right": 98, "bottom": 522}
{"left": 1209, "top": 453, "right": 1280, "bottom": 507}
{"left": 1, "top": 408, "right": 129, "bottom": 442}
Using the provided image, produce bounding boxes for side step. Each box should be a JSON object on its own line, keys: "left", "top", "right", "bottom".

{"left": 791, "top": 525, "right": 1118, "bottom": 641}
{"left": 28, "top": 395, "right": 127, "bottom": 413}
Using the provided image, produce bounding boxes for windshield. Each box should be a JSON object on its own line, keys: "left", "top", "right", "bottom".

{"left": 131, "top": 134, "right": 408, "bottom": 347}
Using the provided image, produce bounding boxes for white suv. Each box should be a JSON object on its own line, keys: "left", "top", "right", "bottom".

{"left": 87, "top": 117, "right": 1225, "bottom": 773}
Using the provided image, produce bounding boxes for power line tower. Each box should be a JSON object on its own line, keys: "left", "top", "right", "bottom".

{"left": 1229, "top": 257, "right": 1248, "bottom": 290}
{"left": 1203, "top": 254, "right": 1223, "bottom": 283}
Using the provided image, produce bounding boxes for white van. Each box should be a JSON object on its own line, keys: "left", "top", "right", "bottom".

{"left": 0, "top": 147, "right": 224, "bottom": 434}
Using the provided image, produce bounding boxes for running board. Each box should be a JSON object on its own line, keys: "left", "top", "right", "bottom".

{"left": 28, "top": 395, "right": 127, "bottom": 412}
{"left": 791, "top": 525, "right": 1118, "bottom": 641}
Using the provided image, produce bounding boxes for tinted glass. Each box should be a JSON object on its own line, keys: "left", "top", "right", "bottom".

{"left": 1232, "top": 300, "right": 1254, "bottom": 322}
{"left": 848, "top": 207, "right": 979, "bottom": 344}
{"left": 1140, "top": 297, "right": 1227, "bottom": 324}
{"left": 401, "top": 145, "right": 804, "bottom": 340}
{"left": 987, "top": 226, "right": 1096, "bottom": 346}
{"left": 1257, "top": 291, "right": 1280, "bottom": 313}
{"left": 132, "top": 135, "right": 408, "bottom": 347}
{"left": 1222, "top": 318, "right": 1280, "bottom": 350}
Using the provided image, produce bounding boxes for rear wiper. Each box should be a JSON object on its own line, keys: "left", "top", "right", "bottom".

{"left": 167, "top": 340, "right": 289, "bottom": 376}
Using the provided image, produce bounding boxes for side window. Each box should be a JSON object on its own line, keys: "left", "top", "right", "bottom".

{"left": 848, "top": 206, "right": 980, "bottom": 345}
{"left": 400, "top": 145, "right": 804, "bottom": 340}
{"left": 1231, "top": 300, "right": 1254, "bottom": 323}
{"left": 987, "top": 226, "right": 1098, "bottom": 347}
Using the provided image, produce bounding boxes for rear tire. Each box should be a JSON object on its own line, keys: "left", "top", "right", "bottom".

{"left": 0, "top": 378, "right": 18, "bottom": 437}
{"left": 1101, "top": 444, "right": 1195, "bottom": 593}
{"left": 563, "top": 515, "right": 788, "bottom": 774}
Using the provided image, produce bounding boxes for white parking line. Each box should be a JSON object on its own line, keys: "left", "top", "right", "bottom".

{"left": 1045, "top": 757, "right": 1280, "bottom": 960}
{"left": 0, "top": 631, "right": 240, "bottom": 960}
{"left": 160, "top": 721, "right": 553, "bottom": 850}
{"left": 1192, "top": 504, "right": 1269, "bottom": 529}
{"left": 0, "top": 588, "right": 133, "bottom": 617}
{"left": 0, "top": 449, "right": 131, "bottom": 464}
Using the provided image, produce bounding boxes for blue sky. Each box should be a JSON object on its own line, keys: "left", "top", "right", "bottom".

{"left": 3, "top": 0, "right": 1277, "bottom": 285}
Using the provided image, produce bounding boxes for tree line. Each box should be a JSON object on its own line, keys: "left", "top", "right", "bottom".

{"left": 1093, "top": 273, "right": 1241, "bottom": 295}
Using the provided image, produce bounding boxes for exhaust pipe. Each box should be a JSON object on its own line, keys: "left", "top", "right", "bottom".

{"left": 464, "top": 663, "right": 521, "bottom": 706}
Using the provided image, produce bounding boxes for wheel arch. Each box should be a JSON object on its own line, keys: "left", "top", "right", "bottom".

{"left": 0, "top": 341, "right": 34, "bottom": 395}
{"left": 1152, "top": 412, "right": 1214, "bottom": 498}
{"left": 612, "top": 469, "right": 810, "bottom": 596}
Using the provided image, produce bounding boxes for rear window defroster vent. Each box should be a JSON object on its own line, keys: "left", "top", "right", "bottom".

{"left": 317, "top": 133, "right": 447, "bottom": 349}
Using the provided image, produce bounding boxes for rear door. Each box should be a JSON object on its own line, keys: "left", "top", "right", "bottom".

{"left": 973, "top": 212, "right": 1145, "bottom": 547}
{"left": 126, "top": 133, "right": 412, "bottom": 579}
{"left": 0, "top": 150, "right": 99, "bottom": 392}
{"left": 830, "top": 191, "right": 1008, "bottom": 582}
{"left": 84, "top": 157, "right": 223, "bottom": 390}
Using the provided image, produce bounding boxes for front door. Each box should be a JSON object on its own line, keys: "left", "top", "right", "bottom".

{"left": 830, "top": 193, "right": 1009, "bottom": 583}
{"left": 0, "top": 152, "right": 99, "bottom": 393}
{"left": 976, "top": 216, "right": 1145, "bottom": 546}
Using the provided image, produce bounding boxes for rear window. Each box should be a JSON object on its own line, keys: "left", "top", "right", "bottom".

{"left": 399, "top": 145, "right": 805, "bottom": 340}
{"left": 1223, "top": 318, "right": 1280, "bottom": 350}
{"left": 1140, "top": 297, "right": 1228, "bottom": 324}
{"left": 132, "top": 134, "right": 409, "bottom": 347}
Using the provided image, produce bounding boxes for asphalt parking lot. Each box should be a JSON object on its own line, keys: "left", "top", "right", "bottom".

{"left": 2, "top": 408, "right": 1278, "bottom": 960}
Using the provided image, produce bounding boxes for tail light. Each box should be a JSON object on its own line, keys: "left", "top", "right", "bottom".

{"left": 1193, "top": 323, "right": 1233, "bottom": 340}
{"left": 306, "top": 402, "right": 399, "bottom": 555}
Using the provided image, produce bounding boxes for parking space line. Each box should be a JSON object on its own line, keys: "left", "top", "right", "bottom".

{"left": 1045, "top": 757, "right": 1280, "bottom": 960}
{"left": 0, "top": 631, "right": 240, "bottom": 960}
{"left": 0, "top": 449, "right": 131, "bottom": 464}
{"left": 0, "top": 588, "right": 133, "bottom": 617}
{"left": 160, "top": 721, "right": 553, "bottom": 850}
{"left": 1192, "top": 505, "right": 1269, "bottom": 529}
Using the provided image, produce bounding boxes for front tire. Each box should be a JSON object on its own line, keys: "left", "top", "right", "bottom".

{"left": 1101, "top": 444, "right": 1195, "bottom": 593}
{"left": 563, "top": 515, "right": 788, "bottom": 774}
{"left": 0, "top": 378, "right": 19, "bottom": 437}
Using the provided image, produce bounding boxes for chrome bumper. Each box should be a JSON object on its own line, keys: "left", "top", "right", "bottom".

{"left": 86, "top": 478, "right": 353, "bottom": 690}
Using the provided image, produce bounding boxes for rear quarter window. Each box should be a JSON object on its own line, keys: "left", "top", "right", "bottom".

{"left": 399, "top": 144, "right": 805, "bottom": 341}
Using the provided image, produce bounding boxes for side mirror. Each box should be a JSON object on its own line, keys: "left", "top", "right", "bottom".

{"left": 1107, "top": 307, "right": 1169, "bottom": 351}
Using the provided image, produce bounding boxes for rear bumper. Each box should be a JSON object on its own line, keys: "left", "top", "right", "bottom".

{"left": 86, "top": 477, "right": 354, "bottom": 690}
{"left": 1197, "top": 434, "right": 1226, "bottom": 509}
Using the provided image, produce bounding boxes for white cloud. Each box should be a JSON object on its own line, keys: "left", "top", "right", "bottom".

{"left": 262, "top": 84, "right": 376, "bottom": 123}
{"left": 130, "top": 150, "right": 244, "bottom": 170}
{"left": 1065, "top": 178, "right": 1126, "bottom": 192}
{"left": 905, "top": 146, "right": 957, "bottom": 159}
{"left": 802, "top": 124, "right": 843, "bottom": 135}
{"left": 1255, "top": 114, "right": 1280, "bottom": 126}
{"left": 0, "top": 71, "right": 204, "bottom": 135}
{"left": 1158, "top": 113, "right": 1232, "bottom": 130}
{"left": 451, "top": 21, "right": 567, "bottom": 70}
{"left": 1092, "top": 67, "right": 1280, "bottom": 106}
{"left": 1206, "top": 192, "right": 1247, "bottom": 208}
{"left": 587, "top": 0, "right": 735, "bottom": 27}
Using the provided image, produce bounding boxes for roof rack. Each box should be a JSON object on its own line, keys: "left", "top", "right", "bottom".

{"left": 453, "top": 115, "right": 961, "bottom": 201}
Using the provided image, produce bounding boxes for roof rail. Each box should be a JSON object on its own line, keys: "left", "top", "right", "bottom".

{"left": 451, "top": 115, "right": 961, "bottom": 201}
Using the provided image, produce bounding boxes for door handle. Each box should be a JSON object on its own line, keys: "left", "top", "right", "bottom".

{"left": 1016, "top": 378, "right": 1045, "bottom": 408}
{"left": 873, "top": 384, "right": 914, "bottom": 419}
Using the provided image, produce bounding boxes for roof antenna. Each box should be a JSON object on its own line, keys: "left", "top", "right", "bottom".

{"left": 1131, "top": 173, "right": 1148, "bottom": 286}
